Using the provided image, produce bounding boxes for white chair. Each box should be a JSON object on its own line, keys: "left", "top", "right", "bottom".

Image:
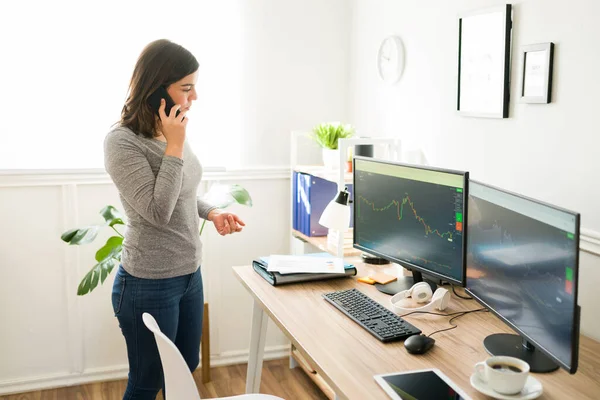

{"left": 142, "top": 312, "right": 284, "bottom": 400}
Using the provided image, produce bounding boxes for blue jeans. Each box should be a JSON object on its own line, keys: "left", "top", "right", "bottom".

{"left": 112, "top": 265, "right": 204, "bottom": 400}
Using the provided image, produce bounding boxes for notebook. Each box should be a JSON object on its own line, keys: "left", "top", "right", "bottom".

{"left": 252, "top": 253, "right": 357, "bottom": 286}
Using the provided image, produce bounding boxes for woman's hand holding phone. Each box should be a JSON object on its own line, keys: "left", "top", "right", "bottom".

{"left": 159, "top": 98, "right": 188, "bottom": 159}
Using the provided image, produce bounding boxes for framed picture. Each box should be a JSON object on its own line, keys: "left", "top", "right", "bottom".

{"left": 519, "top": 42, "right": 554, "bottom": 103}
{"left": 457, "top": 4, "right": 512, "bottom": 118}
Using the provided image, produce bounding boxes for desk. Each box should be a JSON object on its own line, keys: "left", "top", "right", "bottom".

{"left": 233, "top": 261, "right": 600, "bottom": 400}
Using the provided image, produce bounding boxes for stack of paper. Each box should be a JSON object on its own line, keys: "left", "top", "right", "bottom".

{"left": 252, "top": 254, "right": 357, "bottom": 286}
{"left": 327, "top": 229, "right": 353, "bottom": 250}
{"left": 267, "top": 255, "right": 345, "bottom": 274}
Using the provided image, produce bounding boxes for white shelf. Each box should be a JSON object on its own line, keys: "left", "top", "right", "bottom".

{"left": 292, "top": 229, "right": 361, "bottom": 257}
{"left": 290, "top": 131, "right": 402, "bottom": 258}
{"left": 293, "top": 165, "right": 353, "bottom": 185}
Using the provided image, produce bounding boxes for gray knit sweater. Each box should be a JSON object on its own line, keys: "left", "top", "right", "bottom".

{"left": 104, "top": 126, "right": 216, "bottom": 279}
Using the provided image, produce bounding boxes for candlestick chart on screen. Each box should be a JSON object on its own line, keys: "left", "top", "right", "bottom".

{"left": 354, "top": 170, "right": 464, "bottom": 280}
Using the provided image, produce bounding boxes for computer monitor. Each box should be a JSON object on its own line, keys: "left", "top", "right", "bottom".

{"left": 466, "top": 180, "right": 580, "bottom": 374}
{"left": 352, "top": 157, "right": 468, "bottom": 295}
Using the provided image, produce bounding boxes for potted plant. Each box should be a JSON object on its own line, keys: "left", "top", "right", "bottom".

{"left": 311, "top": 122, "right": 354, "bottom": 169}
{"left": 61, "top": 184, "right": 252, "bottom": 295}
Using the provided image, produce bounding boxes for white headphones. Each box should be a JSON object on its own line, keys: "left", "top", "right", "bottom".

{"left": 390, "top": 282, "right": 450, "bottom": 313}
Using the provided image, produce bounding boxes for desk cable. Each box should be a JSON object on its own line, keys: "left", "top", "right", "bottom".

{"left": 399, "top": 308, "right": 488, "bottom": 338}
{"left": 451, "top": 284, "right": 473, "bottom": 300}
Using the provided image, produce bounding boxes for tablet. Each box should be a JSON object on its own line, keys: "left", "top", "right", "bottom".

{"left": 374, "top": 368, "right": 472, "bottom": 400}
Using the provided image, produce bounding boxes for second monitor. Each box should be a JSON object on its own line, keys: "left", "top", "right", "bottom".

{"left": 353, "top": 157, "right": 468, "bottom": 295}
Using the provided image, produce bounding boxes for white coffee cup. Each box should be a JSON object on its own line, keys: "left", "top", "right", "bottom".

{"left": 474, "top": 356, "right": 530, "bottom": 395}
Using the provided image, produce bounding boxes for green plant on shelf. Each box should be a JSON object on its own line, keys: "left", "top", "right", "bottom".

{"left": 311, "top": 122, "right": 354, "bottom": 150}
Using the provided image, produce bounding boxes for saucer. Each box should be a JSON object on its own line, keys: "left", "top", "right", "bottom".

{"left": 470, "top": 373, "right": 543, "bottom": 400}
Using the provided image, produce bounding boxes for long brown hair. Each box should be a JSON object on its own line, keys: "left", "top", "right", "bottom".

{"left": 120, "top": 39, "right": 199, "bottom": 138}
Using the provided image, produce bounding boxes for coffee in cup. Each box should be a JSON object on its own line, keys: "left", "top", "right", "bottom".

{"left": 474, "top": 356, "right": 530, "bottom": 395}
{"left": 490, "top": 363, "right": 523, "bottom": 373}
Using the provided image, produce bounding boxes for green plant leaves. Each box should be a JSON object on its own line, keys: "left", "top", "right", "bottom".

{"left": 78, "top": 236, "right": 122, "bottom": 295}
{"left": 95, "top": 236, "right": 124, "bottom": 262}
{"left": 61, "top": 228, "right": 79, "bottom": 243}
{"left": 311, "top": 122, "right": 354, "bottom": 150}
{"left": 100, "top": 205, "right": 125, "bottom": 227}
{"left": 58, "top": 206, "right": 125, "bottom": 295}
{"left": 65, "top": 225, "right": 102, "bottom": 245}
{"left": 61, "top": 205, "right": 125, "bottom": 246}
{"left": 77, "top": 256, "right": 118, "bottom": 296}
{"left": 227, "top": 184, "right": 253, "bottom": 207}
{"left": 203, "top": 184, "right": 253, "bottom": 209}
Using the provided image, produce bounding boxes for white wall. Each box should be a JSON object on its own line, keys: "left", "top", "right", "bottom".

{"left": 0, "top": 0, "right": 243, "bottom": 170}
{"left": 238, "top": 0, "right": 352, "bottom": 167}
{"left": 0, "top": 0, "right": 351, "bottom": 170}
{"left": 348, "top": 0, "right": 600, "bottom": 339}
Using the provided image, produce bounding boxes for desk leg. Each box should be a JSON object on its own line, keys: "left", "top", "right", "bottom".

{"left": 246, "top": 299, "right": 268, "bottom": 393}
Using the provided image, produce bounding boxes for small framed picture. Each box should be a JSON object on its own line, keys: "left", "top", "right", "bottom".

{"left": 520, "top": 42, "right": 554, "bottom": 103}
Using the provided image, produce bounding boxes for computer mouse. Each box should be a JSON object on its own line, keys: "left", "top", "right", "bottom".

{"left": 404, "top": 334, "right": 436, "bottom": 355}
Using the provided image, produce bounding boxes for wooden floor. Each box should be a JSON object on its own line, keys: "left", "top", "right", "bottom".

{"left": 0, "top": 359, "right": 328, "bottom": 400}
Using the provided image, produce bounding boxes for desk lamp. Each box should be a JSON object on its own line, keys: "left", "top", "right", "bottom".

{"left": 319, "top": 187, "right": 351, "bottom": 258}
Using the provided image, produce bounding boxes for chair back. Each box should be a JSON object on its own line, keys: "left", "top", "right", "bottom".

{"left": 142, "top": 312, "right": 202, "bottom": 400}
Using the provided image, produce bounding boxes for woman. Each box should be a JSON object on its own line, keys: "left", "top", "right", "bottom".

{"left": 104, "top": 39, "right": 245, "bottom": 399}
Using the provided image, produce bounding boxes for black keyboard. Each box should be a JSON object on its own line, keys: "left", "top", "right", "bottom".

{"left": 323, "top": 288, "right": 421, "bottom": 342}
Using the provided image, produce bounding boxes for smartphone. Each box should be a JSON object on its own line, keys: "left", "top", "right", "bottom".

{"left": 147, "top": 86, "right": 180, "bottom": 117}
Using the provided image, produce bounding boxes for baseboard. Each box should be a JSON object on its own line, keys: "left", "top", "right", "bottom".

{"left": 210, "top": 344, "right": 291, "bottom": 367}
{"left": 0, "top": 365, "right": 130, "bottom": 396}
{"left": 0, "top": 344, "right": 290, "bottom": 396}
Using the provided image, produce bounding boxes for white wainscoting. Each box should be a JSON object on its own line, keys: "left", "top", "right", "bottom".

{"left": 0, "top": 168, "right": 292, "bottom": 395}
{"left": 581, "top": 228, "right": 600, "bottom": 257}
{"left": 1, "top": 169, "right": 599, "bottom": 395}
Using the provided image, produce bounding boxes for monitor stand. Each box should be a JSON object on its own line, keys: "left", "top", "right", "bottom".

{"left": 484, "top": 333, "right": 559, "bottom": 373}
{"left": 375, "top": 270, "right": 437, "bottom": 296}
{"left": 361, "top": 252, "right": 390, "bottom": 265}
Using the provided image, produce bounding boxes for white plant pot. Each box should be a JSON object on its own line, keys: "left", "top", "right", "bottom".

{"left": 322, "top": 148, "right": 339, "bottom": 169}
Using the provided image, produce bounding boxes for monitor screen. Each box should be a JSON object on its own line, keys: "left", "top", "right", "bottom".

{"left": 353, "top": 157, "right": 468, "bottom": 285}
{"left": 466, "top": 180, "right": 580, "bottom": 373}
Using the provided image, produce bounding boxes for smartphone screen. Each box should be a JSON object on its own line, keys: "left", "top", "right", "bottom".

{"left": 147, "top": 86, "right": 180, "bottom": 117}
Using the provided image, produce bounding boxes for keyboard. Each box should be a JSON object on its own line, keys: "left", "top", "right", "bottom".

{"left": 323, "top": 288, "right": 421, "bottom": 342}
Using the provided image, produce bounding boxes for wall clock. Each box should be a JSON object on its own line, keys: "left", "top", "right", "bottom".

{"left": 377, "top": 35, "right": 405, "bottom": 84}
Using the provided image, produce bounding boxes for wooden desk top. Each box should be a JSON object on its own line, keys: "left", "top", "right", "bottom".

{"left": 233, "top": 261, "right": 600, "bottom": 400}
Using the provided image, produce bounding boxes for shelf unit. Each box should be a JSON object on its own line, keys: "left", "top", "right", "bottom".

{"left": 292, "top": 165, "right": 353, "bottom": 184}
{"left": 290, "top": 131, "right": 401, "bottom": 257}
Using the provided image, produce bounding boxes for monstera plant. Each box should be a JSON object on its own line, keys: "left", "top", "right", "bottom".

{"left": 61, "top": 184, "right": 252, "bottom": 295}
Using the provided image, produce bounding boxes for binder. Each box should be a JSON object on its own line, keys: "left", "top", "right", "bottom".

{"left": 292, "top": 171, "right": 354, "bottom": 237}
{"left": 252, "top": 253, "right": 357, "bottom": 286}
{"left": 292, "top": 171, "right": 299, "bottom": 231}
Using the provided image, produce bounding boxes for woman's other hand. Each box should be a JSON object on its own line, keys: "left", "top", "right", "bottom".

{"left": 208, "top": 210, "right": 245, "bottom": 236}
